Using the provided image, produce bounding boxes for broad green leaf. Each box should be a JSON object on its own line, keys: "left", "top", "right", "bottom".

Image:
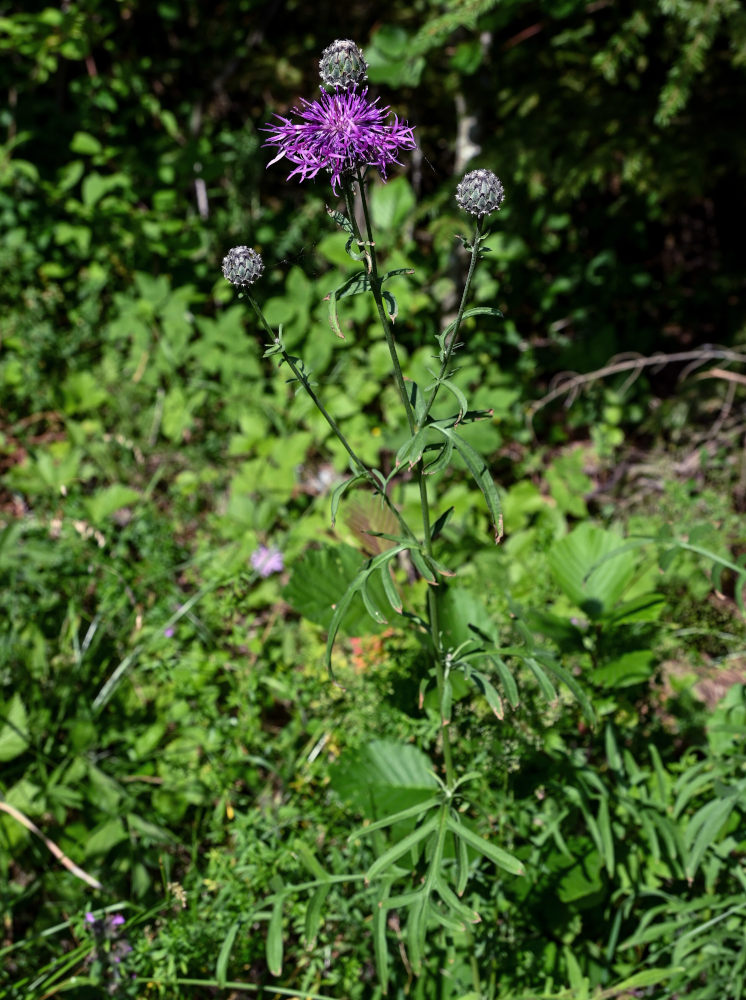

{"left": 548, "top": 523, "right": 637, "bottom": 619}
{"left": 84, "top": 484, "right": 141, "bottom": 524}
{"left": 332, "top": 740, "right": 438, "bottom": 819}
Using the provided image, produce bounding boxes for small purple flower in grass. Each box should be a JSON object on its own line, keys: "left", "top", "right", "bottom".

{"left": 264, "top": 87, "right": 416, "bottom": 194}
{"left": 251, "top": 544, "right": 284, "bottom": 577}
{"left": 163, "top": 626, "right": 175, "bottom": 638}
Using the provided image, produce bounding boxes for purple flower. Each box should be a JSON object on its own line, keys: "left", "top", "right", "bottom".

{"left": 264, "top": 87, "right": 415, "bottom": 194}
{"left": 85, "top": 912, "right": 96, "bottom": 924}
{"left": 163, "top": 626, "right": 175, "bottom": 638}
{"left": 251, "top": 545, "right": 284, "bottom": 578}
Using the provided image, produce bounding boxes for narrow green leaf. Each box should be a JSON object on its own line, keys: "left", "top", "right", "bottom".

{"left": 304, "top": 884, "right": 331, "bottom": 947}
{"left": 489, "top": 655, "right": 520, "bottom": 708}
{"left": 467, "top": 669, "right": 504, "bottom": 720}
{"left": 423, "top": 438, "right": 453, "bottom": 475}
{"left": 441, "top": 677, "right": 453, "bottom": 724}
{"left": 409, "top": 547, "right": 438, "bottom": 585}
{"left": 406, "top": 893, "right": 428, "bottom": 975}
{"left": 456, "top": 827, "right": 469, "bottom": 896}
{"left": 380, "top": 267, "right": 415, "bottom": 283}
{"left": 524, "top": 656, "right": 557, "bottom": 702}
{"left": 428, "top": 376, "right": 469, "bottom": 422}
{"left": 432, "top": 425, "right": 503, "bottom": 541}
{"left": 382, "top": 289, "right": 398, "bottom": 322}
{"left": 216, "top": 921, "right": 240, "bottom": 986}
{"left": 330, "top": 473, "right": 367, "bottom": 527}
{"left": 435, "top": 876, "right": 480, "bottom": 924}
{"left": 395, "top": 427, "right": 430, "bottom": 469}
{"left": 430, "top": 506, "right": 454, "bottom": 541}
{"left": 373, "top": 883, "right": 392, "bottom": 993}
{"left": 598, "top": 797, "right": 615, "bottom": 876}
{"left": 361, "top": 571, "right": 388, "bottom": 625}
{"left": 408, "top": 380, "right": 427, "bottom": 425}
{"left": 447, "top": 816, "right": 525, "bottom": 876}
{"left": 379, "top": 564, "right": 403, "bottom": 614}
{"left": 366, "top": 812, "right": 440, "bottom": 882}
{"left": 535, "top": 652, "right": 595, "bottom": 724}
{"left": 266, "top": 896, "right": 284, "bottom": 976}
{"left": 439, "top": 306, "right": 503, "bottom": 345}
{"left": 349, "top": 799, "right": 442, "bottom": 841}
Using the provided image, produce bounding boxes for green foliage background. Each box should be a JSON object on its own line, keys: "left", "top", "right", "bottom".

{"left": 1, "top": 1, "right": 745, "bottom": 998}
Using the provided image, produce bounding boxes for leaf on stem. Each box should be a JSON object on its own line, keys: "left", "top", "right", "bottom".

{"left": 431, "top": 425, "right": 503, "bottom": 542}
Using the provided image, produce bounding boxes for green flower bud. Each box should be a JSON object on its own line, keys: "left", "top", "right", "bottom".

{"left": 222, "top": 246, "right": 264, "bottom": 288}
{"left": 456, "top": 169, "right": 505, "bottom": 218}
{"left": 319, "top": 39, "right": 368, "bottom": 90}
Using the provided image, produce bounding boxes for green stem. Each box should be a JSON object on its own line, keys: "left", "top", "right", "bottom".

{"left": 246, "top": 292, "right": 416, "bottom": 543}
{"left": 347, "top": 172, "right": 415, "bottom": 433}
{"left": 246, "top": 293, "right": 365, "bottom": 472}
{"left": 419, "top": 216, "right": 484, "bottom": 427}
{"left": 348, "top": 170, "right": 454, "bottom": 788}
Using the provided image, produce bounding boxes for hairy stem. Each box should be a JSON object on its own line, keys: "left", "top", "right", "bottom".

{"left": 246, "top": 292, "right": 415, "bottom": 543}
{"left": 419, "top": 216, "right": 484, "bottom": 427}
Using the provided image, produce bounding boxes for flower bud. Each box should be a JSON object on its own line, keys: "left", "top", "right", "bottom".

{"left": 319, "top": 39, "right": 368, "bottom": 90}
{"left": 455, "top": 169, "right": 505, "bottom": 218}
{"left": 222, "top": 246, "right": 264, "bottom": 287}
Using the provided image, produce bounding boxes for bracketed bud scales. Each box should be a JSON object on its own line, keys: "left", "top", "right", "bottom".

{"left": 456, "top": 169, "right": 505, "bottom": 219}
{"left": 222, "top": 246, "right": 264, "bottom": 288}
{"left": 319, "top": 39, "right": 368, "bottom": 90}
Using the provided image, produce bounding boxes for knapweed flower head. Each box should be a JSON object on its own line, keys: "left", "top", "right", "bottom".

{"left": 319, "top": 39, "right": 367, "bottom": 90}
{"left": 222, "top": 246, "right": 264, "bottom": 288}
{"left": 251, "top": 544, "right": 284, "bottom": 578}
{"left": 264, "top": 87, "right": 416, "bottom": 194}
{"left": 456, "top": 168, "right": 505, "bottom": 218}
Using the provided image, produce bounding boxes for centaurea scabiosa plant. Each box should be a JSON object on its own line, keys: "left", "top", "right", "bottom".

{"left": 222, "top": 41, "right": 589, "bottom": 992}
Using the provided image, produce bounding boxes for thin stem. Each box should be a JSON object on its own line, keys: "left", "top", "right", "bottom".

{"left": 246, "top": 293, "right": 365, "bottom": 472}
{"left": 348, "top": 171, "right": 454, "bottom": 788}
{"left": 419, "top": 216, "right": 484, "bottom": 427}
{"left": 246, "top": 291, "right": 416, "bottom": 543}
{"left": 349, "top": 171, "right": 415, "bottom": 433}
